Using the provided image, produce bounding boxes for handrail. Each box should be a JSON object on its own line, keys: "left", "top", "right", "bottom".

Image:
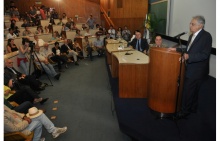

{"left": 100, "top": 6, "right": 115, "bottom": 27}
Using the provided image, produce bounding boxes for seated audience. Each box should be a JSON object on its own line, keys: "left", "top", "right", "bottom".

{"left": 95, "top": 24, "right": 100, "bottom": 29}
{"left": 33, "top": 34, "right": 45, "bottom": 47}
{"left": 10, "top": 13, "right": 19, "bottom": 22}
{"left": 60, "top": 31, "right": 67, "bottom": 40}
{"left": 13, "top": 26, "right": 20, "bottom": 37}
{"left": 4, "top": 98, "right": 33, "bottom": 114}
{"left": 22, "top": 26, "right": 32, "bottom": 36}
{"left": 83, "top": 36, "right": 94, "bottom": 61}
{"left": 4, "top": 85, "right": 48, "bottom": 105}
{"left": 35, "top": 26, "right": 44, "bottom": 34}
{"left": 52, "top": 42, "right": 69, "bottom": 70}
{"left": 44, "top": 26, "right": 49, "bottom": 33}
{"left": 12, "top": 7, "right": 20, "bottom": 17}
{"left": 21, "top": 19, "right": 31, "bottom": 27}
{"left": 95, "top": 28, "right": 104, "bottom": 36}
{"left": 82, "top": 24, "right": 87, "bottom": 30}
{"left": 54, "top": 31, "right": 60, "bottom": 38}
{"left": 62, "top": 13, "right": 67, "bottom": 19}
{"left": 116, "top": 27, "right": 122, "bottom": 39}
{"left": 108, "top": 25, "right": 116, "bottom": 39}
{"left": 7, "top": 38, "right": 18, "bottom": 53}
{"left": 70, "top": 23, "right": 79, "bottom": 31}
{"left": 35, "top": 16, "right": 41, "bottom": 26}
{"left": 84, "top": 28, "right": 92, "bottom": 37}
{"left": 122, "top": 26, "right": 131, "bottom": 42}
{"left": 57, "top": 18, "right": 64, "bottom": 25}
{"left": 29, "top": 6, "right": 37, "bottom": 24}
{"left": 73, "top": 38, "right": 84, "bottom": 59}
{"left": 40, "top": 5, "right": 46, "bottom": 20}
{"left": 49, "top": 18, "right": 56, "bottom": 25}
{"left": 94, "top": 35, "right": 104, "bottom": 57}
{"left": 75, "top": 30, "right": 83, "bottom": 38}
{"left": 10, "top": 19, "right": 18, "bottom": 29}
{"left": 48, "top": 23, "right": 54, "bottom": 33}
{"left": 61, "top": 39, "right": 79, "bottom": 65}
{"left": 33, "top": 45, "right": 61, "bottom": 80}
{"left": 65, "top": 18, "right": 73, "bottom": 29}
{"left": 42, "top": 42, "right": 68, "bottom": 72}
{"left": 4, "top": 106, "right": 67, "bottom": 140}
{"left": 67, "top": 39, "right": 74, "bottom": 50}
{"left": 61, "top": 24, "right": 70, "bottom": 31}
{"left": 7, "top": 28, "right": 17, "bottom": 39}
{"left": 4, "top": 59, "right": 47, "bottom": 91}
{"left": 103, "top": 33, "right": 113, "bottom": 46}
{"left": 51, "top": 32, "right": 60, "bottom": 41}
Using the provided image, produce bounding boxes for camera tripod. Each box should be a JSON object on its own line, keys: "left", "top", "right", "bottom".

{"left": 28, "top": 47, "right": 53, "bottom": 86}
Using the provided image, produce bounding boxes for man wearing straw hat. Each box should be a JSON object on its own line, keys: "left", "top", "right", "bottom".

{"left": 4, "top": 106, "right": 67, "bottom": 141}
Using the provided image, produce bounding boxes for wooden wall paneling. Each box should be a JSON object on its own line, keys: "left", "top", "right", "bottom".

{"left": 4, "top": 0, "right": 101, "bottom": 24}
{"left": 100, "top": 0, "right": 109, "bottom": 12}
{"left": 119, "top": 64, "right": 148, "bottom": 98}
{"left": 117, "top": 0, "right": 123, "bottom": 8}
{"left": 100, "top": 0, "right": 148, "bottom": 34}
{"left": 109, "top": 0, "right": 148, "bottom": 18}
{"left": 110, "top": 18, "right": 146, "bottom": 36}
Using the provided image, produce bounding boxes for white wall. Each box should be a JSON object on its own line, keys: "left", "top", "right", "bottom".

{"left": 168, "top": 0, "right": 216, "bottom": 48}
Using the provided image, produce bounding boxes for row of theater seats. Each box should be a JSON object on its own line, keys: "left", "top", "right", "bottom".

{"left": 4, "top": 15, "right": 68, "bottom": 28}
{"left": 4, "top": 19, "right": 89, "bottom": 37}
{"left": 4, "top": 26, "right": 99, "bottom": 51}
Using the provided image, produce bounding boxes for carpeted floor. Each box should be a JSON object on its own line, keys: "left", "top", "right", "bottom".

{"left": 106, "top": 57, "right": 216, "bottom": 141}
{"left": 37, "top": 57, "right": 131, "bottom": 141}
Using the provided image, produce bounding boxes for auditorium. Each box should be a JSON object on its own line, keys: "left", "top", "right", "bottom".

{"left": 2, "top": 0, "right": 216, "bottom": 141}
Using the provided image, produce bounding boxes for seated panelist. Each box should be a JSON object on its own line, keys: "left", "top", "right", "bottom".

{"left": 129, "top": 30, "right": 149, "bottom": 54}
{"left": 152, "top": 35, "right": 167, "bottom": 48}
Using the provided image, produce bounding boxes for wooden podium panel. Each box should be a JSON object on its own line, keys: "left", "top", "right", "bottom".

{"left": 148, "top": 47, "right": 185, "bottom": 113}
{"left": 112, "top": 51, "right": 149, "bottom": 98}
{"left": 106, "top": 39, "right": 130, "bottom": 65}
{"left": 106, "top": 43, "right": 132, "bottom": 65}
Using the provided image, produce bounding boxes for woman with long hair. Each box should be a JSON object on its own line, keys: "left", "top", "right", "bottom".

{"left": 7, "top": 38, "right": 18, "bottom": 53}
{"left": 17, "top": 38, "right": 30, "bottom": 75}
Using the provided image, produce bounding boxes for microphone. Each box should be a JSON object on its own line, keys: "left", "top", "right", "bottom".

{"left": 173, "top": 32, "right": 188, "bottom": 38}
{"left": 125, "top": 49, "right": 133, "bottom": 55}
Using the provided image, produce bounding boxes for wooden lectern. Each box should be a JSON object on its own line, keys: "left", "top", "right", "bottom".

{"left": 148, "top": 47, "right": 185, "bottom": 113}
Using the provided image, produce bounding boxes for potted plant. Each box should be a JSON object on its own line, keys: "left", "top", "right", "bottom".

{"left": 144, "top": 13, "right": 165, "bottom": 43}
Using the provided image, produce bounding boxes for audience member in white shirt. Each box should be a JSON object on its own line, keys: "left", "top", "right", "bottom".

{"left": 7, "top": 28, "right": 17, "bottom": 39}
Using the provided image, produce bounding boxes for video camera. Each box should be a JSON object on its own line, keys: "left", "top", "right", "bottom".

{"left": 29, "top": 41, "right": 35, "bottom": 52}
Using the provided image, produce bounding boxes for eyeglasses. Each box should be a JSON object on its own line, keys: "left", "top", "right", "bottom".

{"left": 8, "top": 62, "right": 13, "bottom": 64}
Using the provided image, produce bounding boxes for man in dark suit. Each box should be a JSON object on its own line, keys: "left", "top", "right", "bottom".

{"left": 129, "top": 30, "right": 149, "bottom": 54}
{"left": 169, "top": 15, "right": 212, "bottom": 118}
{"left": 60, "top": 39, "right": 79, "bottom": 65}
{"left": 4, "top": 59, "right": 47, "bottom": 91}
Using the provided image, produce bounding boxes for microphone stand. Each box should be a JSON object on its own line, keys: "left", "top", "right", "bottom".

{"left": 174, "top": 36, "right": 184, "bottom": 120}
